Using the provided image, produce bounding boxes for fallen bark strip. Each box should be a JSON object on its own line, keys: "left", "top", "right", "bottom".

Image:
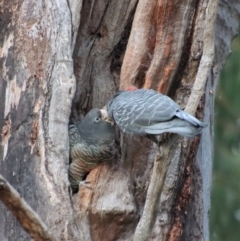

{"left": 0, "top": 174, "right": 56, "bottom": 241}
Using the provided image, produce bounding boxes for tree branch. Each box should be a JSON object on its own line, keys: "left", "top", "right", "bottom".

{"left": 0, "top": 175, "right": 56, "bottom": 241}
{"left": 133, "top": 137, "right": 181, "bottom": 241}
{"left": 185, "top": 0, "right": 219, "bottom": 115}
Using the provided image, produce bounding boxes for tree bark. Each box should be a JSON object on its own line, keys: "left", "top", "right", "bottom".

{"left": 0, "top": 0, "right": 82, "bottom": 240}
{"left": 0, "top": 175, "right": 56, "bottom": 241}
{"left": 0, "top": 0, "right": 240, "bottom": 241}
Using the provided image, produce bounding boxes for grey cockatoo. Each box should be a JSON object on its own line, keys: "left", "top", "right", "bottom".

{"left": 101, "top": 88, "right": 207, "bottom": 145}
{"left": 69, "top": 108, "right": 116, "bottom": 193}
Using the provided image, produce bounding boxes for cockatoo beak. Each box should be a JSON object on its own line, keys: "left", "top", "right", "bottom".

{"left": 100, "top": 108, "right": 114, "bottom": 126}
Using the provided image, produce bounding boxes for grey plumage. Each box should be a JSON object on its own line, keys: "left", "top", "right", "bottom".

{"left": 69, "top": 108, "right": 116, "bottom": 193}
{"left": 105, "top": 89, "right": 207, "bottom": 143}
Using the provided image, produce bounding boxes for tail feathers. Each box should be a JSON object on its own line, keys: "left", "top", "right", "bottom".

{"left": 144, "top": 119, "right": 204, "bottom": 137}
{"left": 175, "top": 110, "right": 207, "bottom": 128}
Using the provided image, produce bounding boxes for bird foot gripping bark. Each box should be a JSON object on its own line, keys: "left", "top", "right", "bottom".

{"left": 79, "top": 180, "right": 92, "bottom": 190}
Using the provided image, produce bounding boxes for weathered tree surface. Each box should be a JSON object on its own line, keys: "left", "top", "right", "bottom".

{"left": 0, "top": 0, "right": 82, "bottom": 240}
{"left": 0, "top": 174, "right": 56, "bottom": 241}
{"left": 0, "top": 1, "right": 240, "bottom": 241}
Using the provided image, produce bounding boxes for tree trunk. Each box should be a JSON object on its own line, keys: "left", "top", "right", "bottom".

{"left": 0, "top": 0, "right": 239, "bottom": 241}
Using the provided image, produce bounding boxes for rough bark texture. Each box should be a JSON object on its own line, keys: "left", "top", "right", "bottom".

{"left": 0, "top": 0, "right": 82, "bottom": 240}
{"left": 0, "top": 0, "right": 240, "bottom": 241}
{"left": 0, "top": 175, "right": 56, "bottom": 241}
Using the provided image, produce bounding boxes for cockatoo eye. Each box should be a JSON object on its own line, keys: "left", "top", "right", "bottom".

{"left": 94, "top": 117, "right": 101, "bottom": 123}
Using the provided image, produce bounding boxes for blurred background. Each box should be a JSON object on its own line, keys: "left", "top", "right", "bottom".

{"left": 210, "top": 33, "right": 240, "bottom": 241}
